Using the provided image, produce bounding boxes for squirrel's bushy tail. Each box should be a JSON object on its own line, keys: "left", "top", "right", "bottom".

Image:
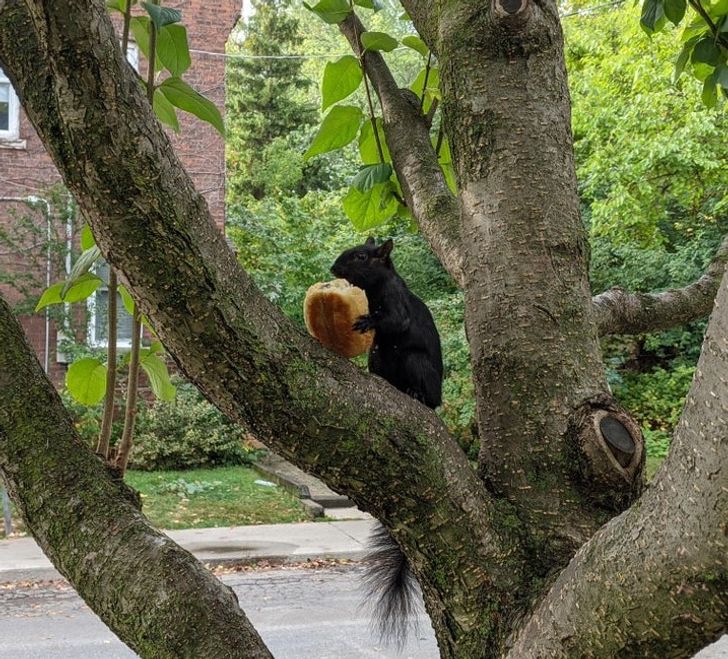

{"left": 361, "top": 524, "right": 419, "bottom": 647}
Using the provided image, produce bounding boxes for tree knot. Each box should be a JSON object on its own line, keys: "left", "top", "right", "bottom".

{"left": 571, "top": 399, "right": 644, "bottom": 508}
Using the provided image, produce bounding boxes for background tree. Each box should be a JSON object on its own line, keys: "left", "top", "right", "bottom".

{"left": 0, "top": 0, "right": 726, "bottom": 658}
{"left": 226, "top": 0, "right": 317, "bottom": 199}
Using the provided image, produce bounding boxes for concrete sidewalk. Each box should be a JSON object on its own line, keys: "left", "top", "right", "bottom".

{"left": 0, "top": 519, "right": 376, "bottom": 582}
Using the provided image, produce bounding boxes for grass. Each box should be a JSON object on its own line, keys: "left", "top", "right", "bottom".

{"left": 0, "top": 457, "right": 670, "bottom": 540}
{"left": 125, "top": 466, "right": 311, "bottom": 530}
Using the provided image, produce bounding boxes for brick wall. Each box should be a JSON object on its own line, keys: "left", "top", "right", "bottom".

{"left": 0, "top": 0, "right": 241, "bottom": 382}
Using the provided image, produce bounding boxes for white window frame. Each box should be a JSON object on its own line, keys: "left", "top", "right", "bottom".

{"left": 87, "top": 261, "right": 136, "bottom": 350}
{"left": 0, "top": 67, "right": 20, "bottom": 142}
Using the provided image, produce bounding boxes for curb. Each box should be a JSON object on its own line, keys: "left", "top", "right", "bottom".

{"left": 253, "top": 455, "right": 354, "bottom": 510}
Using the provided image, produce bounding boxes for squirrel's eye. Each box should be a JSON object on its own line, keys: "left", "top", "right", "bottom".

{"left": 356, "top": 253, "right": 367, "bottom": 261}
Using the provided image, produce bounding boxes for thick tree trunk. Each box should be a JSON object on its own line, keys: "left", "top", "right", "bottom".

{"left": 508, "top": 273, "right": 728, "bottom": 657}
{"left": 433, "top": 0, "right": 644, "bottom": 570}
{"left": 0, "top": 297, "right": 273, "bottom": 659}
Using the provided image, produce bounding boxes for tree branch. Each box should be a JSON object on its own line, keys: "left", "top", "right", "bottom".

{"left": 0, "top": 296, "right": 273, "bottom": 658}
{"left": 0, "top": 0, "right": 523, "bottom": 650}
{"left": 509, "top": 272, "right": 728, "bottom": 657}
{"left": 593, "top": 235, "right": 728, "bottom": 335}
{"left": 339, "top": 13, "right": 464, "bottom": 287}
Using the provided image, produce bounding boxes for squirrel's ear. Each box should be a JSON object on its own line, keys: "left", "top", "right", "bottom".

{"left": 377, "top": 239, "right": 393, "bottom": 259}
{"left": 365, "top": 236, "right": 376, "bottom": 246}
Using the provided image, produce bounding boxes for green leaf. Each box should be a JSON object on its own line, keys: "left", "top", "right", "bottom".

{"left": 148, "top": 340, "right": 164, "bottom": 354}
{"left": 353, "top": 0, "right": 384, "bottom": 10}
{"left": 35, "top": 282, "right": 64, "bottom": 312}
{"left": 304, "top": 105, "right": 363, "bottom": 159}
{"left": 80, "top": 224, "right": 96, "bottom": 251}
{"left": 65, "top": 273, "right": 104, "bottom": 303}
{"left": 640, "top": 0, "right": 665, "bottom": 33}
{"left": 410, "top": 66, "right": 440, "bottom": 100}
{"left": 303, "top": 0, "right": 351, "bottom": 24}
{"left": 435, "top": 135, "right": 452, "bottom": 165}
{"left": 159, "top": 77, "right": 224, "bottom": 135}
{"left": 442, "top": 163, "right": 458, "bottom": 194}
{"left": 716, "top": 64, "right": 728, "bottom": 90}
{"left": 66, "top": 358, "right": 108, "bottom": 406}
{"left": 63, "top": 246, "right": 101, "bottom": 296}
{"left": 692, "top": 37, "right": 721, "bottom": 66}
{"left": 156, "top": 24, "right": 191, "bottom": 77}
{"left": 321, "top": 56, "right": 363, "bottom": 111}
{"left": 142, "top": 2, "right": 181, "bottom": 29}
{"left": 342, "top": 182, "right": 398, "bottom": 231}
{"left": 360, "top": 31, "right": 399, "bottom": 52}
{"left": 359, "top": 118, "right": 390, "bottom": 164}
{"left": 702, "top": 71, "right": 719, "bottom": 107}
{"left": 140, "top": 352, "right": 176, "bottom": 401}
{"left": 118, "top": 284, "right": 136, "bottom": 315}
{"left": 130, "top": 16, "right": 162, "bottom": 72}
{"left": 153, "top": 86, "right": 180, "bottom": 131}
{"left": 663, "top": 0, "right": 686, "bottom": 24}
{"left": 351, "top": 163, "right": 393, "bottom": 192}
{"left": 107, "top": 0, "right": 136, "bottom": 12}
{"left": 402, "top": 36, "right": 429, "bottom": 57}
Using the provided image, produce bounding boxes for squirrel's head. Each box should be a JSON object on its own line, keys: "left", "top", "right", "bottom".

{"left": 330, "top": 237, "right": 394, "bottom": 289}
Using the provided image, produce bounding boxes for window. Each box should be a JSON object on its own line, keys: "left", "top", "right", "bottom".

{"left": 0, "top": 67, "right": 19, "bottom": 141}
{"left": 88, "top": 261, "right": 135, "bottom": 348}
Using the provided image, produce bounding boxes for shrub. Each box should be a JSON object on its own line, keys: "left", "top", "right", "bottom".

{"left": 613, "top": 364, "right": 695, "bottom": 458}
{"left": 129, "top": 380, "right": 258, "bottom": 471}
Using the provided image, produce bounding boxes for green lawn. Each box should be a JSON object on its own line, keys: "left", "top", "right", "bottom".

{"left": 125, "top": 466, "right": 311, "bottom": 529}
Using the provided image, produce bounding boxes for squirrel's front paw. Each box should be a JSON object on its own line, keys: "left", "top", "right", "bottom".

{"left": 352, "top": 315, "right": 374, "bottom": 333}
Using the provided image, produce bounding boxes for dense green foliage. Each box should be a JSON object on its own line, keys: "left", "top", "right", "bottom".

{"left": 226, "top": 0, "right": 322, "bottom": 199}
{"left": 566, "top": 4, "right": 727, "bottom": 455}
{"left": 130, "top": 380, "right": 258, "bottom": 471}
{"left": 63, "top": 377, "right": 257, "bottom": 471}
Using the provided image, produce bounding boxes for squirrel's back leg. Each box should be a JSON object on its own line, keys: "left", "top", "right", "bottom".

{"left": 402, "top": 352, "right": 442, "bottom": 409}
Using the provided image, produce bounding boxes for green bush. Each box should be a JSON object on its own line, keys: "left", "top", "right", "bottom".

{"left": 129, "top": 381, "right": 258, "bottom": 471}
{"left": 613, "top": 364, "right": 695, "bottom": 458}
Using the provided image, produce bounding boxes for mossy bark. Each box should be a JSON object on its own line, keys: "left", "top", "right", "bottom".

{"left": 0, "top": 296, "right": 272, "bottom": 658}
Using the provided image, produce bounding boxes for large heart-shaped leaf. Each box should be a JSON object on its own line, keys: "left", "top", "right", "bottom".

{"left": 140, "top": 351, "right": 177, "bottom": 401}
{"left": 351, "top": 163, "right": 393, "bottom": 192}
{"left": 342, "top": 182, "right": 398, "bottom": 231}
{"left": 156, "top": 24, "right": 191, "bottom": 77}
{"left": 303, "top": 0, "right": 351, "bottom": 24}
{"left": 321, "top": 56, "right": 363, "bottom": 110}
{"left": 66, "top": 358, "right": 108, "bottom": 406}
{"left": 361, "top": 31, "right": 398, "bottom": 52}
{"left": 304, "top": 105, "right": 363, "bottom": 159}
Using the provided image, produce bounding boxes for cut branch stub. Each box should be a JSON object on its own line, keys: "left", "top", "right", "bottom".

{"left": 573, "top": 404, "right": 644, "bottom": 507}
{"left": 492, "top": 0, "right": 531, "bottom": 20}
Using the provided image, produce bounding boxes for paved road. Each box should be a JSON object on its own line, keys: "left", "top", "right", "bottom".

{"left": 0, "top": 565, "right": 725, "bottom": 658}
{"left": 0, "top": 565, "right": 438, "bottom": 658}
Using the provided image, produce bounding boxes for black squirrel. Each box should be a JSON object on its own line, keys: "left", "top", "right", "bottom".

{"left": 331, "top": 236, "right": 443, "bottom": 644}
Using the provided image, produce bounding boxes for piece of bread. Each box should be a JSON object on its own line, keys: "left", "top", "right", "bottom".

{"left": 304, "top": 279, "right": 374, "bottom": 358}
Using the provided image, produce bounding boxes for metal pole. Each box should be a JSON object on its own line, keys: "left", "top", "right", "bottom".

{"left": 2, "top": 487, "right": 12, "bottom": 537}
